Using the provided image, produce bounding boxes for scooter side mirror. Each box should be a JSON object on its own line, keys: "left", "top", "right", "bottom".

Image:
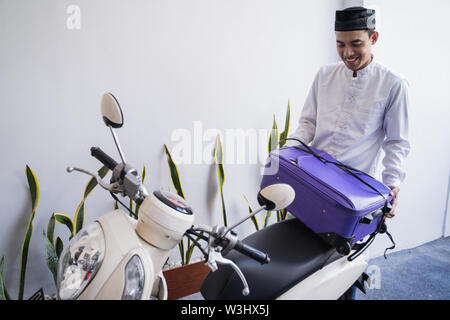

{"left": 101, "top": 93, "right": 124, "bottom": 128}
{"left": 258, "top": 183, "right": 295, "bottom": 211}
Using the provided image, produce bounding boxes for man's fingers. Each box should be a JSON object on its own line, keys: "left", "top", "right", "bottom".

{"left": 385, "top": 211, "right": 395, "bottom": 218}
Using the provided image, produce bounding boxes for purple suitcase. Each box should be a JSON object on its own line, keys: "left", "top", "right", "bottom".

{"left": 260, "top": 145, "right": 392, "bottom": 255}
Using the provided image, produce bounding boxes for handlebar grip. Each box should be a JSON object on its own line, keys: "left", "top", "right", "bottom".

{"left": 234, "top": 241, "right": 270, "bottom": 264}
{"left": 90, "top": 147, "right": 118, "bottom": 170}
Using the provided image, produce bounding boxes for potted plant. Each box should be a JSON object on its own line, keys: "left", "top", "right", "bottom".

{"left": 1, "top": 165, "right": 40, "bottom": 300}
{"left": 161, "top": 144, "right": 211, "bottom": 300}
{"left": 161, "top": 101, "right": 291, "bottom": 299}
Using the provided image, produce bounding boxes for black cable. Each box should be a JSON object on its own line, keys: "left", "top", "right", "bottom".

{"left": 110, "top": 192, "right": 137, "bottom": 219}
{"left": 184, "top": 232, "right": 208, "bottom": 257}
{"left": 283, "top": 138, "right": 326, "bottom": 163}
{"left": 186, "top": 228, "right": 209, "bottom": 241}
{"left": 383, "top": 230, "right": 396, "bottom": 259}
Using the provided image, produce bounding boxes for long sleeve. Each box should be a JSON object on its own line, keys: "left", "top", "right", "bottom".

{"left": 286, "top": 72, "right": 319, "bottom": 147}
{"left": 381, "top": 79, "right": 411, "bottom": 187}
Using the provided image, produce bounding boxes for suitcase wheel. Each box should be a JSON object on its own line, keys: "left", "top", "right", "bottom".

{"left": 337, "top": 242, "right": 351, "bottom": 255}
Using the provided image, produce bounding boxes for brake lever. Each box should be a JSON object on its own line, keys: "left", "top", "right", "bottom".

{"left": 205, "top": 248, "right": 250, "bottom": 296}
{"left": 66, "top": 166, "right": 124, "bottom": 193}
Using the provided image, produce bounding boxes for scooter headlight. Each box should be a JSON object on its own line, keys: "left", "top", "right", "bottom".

{"left": 57, "top": 222, "right": 105, "bottom": 300}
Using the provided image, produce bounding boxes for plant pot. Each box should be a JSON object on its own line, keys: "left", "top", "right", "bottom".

{"left": 162, "top": 260, "right": 210, "bottom": 300}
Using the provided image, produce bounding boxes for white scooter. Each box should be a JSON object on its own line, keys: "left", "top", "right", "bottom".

{"left": 56, "top": 93, "right": 370, "bottom": 300}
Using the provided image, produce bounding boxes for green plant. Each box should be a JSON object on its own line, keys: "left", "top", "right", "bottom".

{"left": 249, "top": 101, "right": 291, "bottom": 230}
{"left": 163, "top": 144, "right": 201, "bottom": 266}
{"left": 275, "top": 101, "right": 291, "bottom": 222}
{"left": 0, "top": 256, "right": 11, "bottom": 300}
{"left": 243, "top": 195, "right": 259, "bottom": 231}
{"left": 214, "top": 134, "right": 228, "bottom": 227}
{"left": 43, "top": 165, "right": 109, "bottom": 286}
{"left": 0, "top": 165, "right": 40, "bottom": 300}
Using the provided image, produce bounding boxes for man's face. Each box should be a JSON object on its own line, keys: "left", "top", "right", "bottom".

{"left": 336, "top": 30, "right": 378, "bottom": 71}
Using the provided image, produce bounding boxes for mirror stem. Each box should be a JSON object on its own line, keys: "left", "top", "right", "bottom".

{"left": 222, "top": 205, "right": 266, "bottom": 237}
{"left": 109, "top": 125, "right": 127, "bottom": 164}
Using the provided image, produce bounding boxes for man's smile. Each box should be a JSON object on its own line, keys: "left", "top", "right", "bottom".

{"left": 344, "top": 56, "right": 360, "bottom": 67}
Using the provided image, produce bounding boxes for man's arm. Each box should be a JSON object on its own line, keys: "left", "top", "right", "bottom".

{"left": 381, "top": 78, "right": 410, "bottom": 186}
{"left": 382, "top": 79, "right": 411, "bottom": 217}
{"left": 286, "top": 72, "right": 319, "bottom": 146}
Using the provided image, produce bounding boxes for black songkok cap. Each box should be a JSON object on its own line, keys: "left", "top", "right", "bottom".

{"left": 335, "top": 6, "right": 376, "bottom": 31}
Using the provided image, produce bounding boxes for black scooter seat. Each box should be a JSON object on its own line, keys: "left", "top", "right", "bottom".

{"left": 200, "top": 218, "right": 340, "bottom": 300}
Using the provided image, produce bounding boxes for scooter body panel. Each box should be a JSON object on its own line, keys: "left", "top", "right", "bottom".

{"left": 77, "top": 210, "right": 167, "bottom": 300}
{"left": 201, "top": 218, "right": 365, "bottom": 300}
{"left": 277, "top": 251, "right": 368, "bottom": 300}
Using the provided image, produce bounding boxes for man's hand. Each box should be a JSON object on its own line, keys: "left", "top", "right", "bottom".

{"left": 386, "top": 185, "right": 400, "bottom": 218}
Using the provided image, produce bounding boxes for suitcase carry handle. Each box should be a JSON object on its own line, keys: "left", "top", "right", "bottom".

{"left": 281, "top": 138, "right": 388, "bottom": 201}
{"left": 282, "top": 138, "right": 327, "bottom": 163}
{"left": 348, "top": 205, "right": 396, "bottom": 261}
{"left": 360, "top": 208, "right": 384, "bottom": 224}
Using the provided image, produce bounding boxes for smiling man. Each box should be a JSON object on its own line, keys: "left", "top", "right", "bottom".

{"left": 287, "top": 7, "right": 410, "bottom": 218}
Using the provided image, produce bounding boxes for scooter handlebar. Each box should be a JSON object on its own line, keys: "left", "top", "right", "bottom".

{"left": 90, "top": 146, "right": 118, "bottom": 170}
{"left": 234, "top": 240, "right": 270, "bottom": 264}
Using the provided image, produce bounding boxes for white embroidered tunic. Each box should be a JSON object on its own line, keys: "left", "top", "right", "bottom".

{"left": 288, "top": 58, "right": 410, "bottom": 187}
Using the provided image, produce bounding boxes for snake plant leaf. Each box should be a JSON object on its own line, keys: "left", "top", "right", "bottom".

{"left": 129, "top": 198, "right": 134, "bottom": 216}
{"left": 268, "top": 115, "right": 279, "bottom": 154}
{"left": 214, "top": 135, "right": 227, "bottom": 227}
{"left": 46, "top": 214, "right": 56, "bottom": 247}
{"left": 0, "top": 256, "right": 10, "bottom": 300}
{"left": 164, "top": 144, "right": 186, "bottom": 199}
{"left": 43, "top": 231, "right": 58, "bottom": 285}
{"left": 55, "top": 237, "right": 64, "bottom": 258}
{"left": 279, "top": 101, "right": 291, "bottom": 148}
{"left": 243, "top": 194, "right": 259, "bottom": 231}
{"left": 74, "top": 202, "right": 85, "bottom": 235}
{"left": 277, "top": 210, "right": 282, "bottom": 222}
{"left": 276, "top": 209, "right": 289, "bottom": 222}
{"left": 186, "top": 245, "right": 195, "bottom": 264}
{"left": 74, "top": 165, "right": 109, "bottom": 234}
{"left": 186, "top": 237, "right": 192, "bottom": 264}
{"left": 141, "top": 165, "right": 146, "bottom": 183}
{"left": 164, "top": 145, "right": 189, "bottom": 265}
{"left": 25, "top": 165, "right": 39, "bottom": 213}
{"left": 18, "top": 165, "right": 40, "bottom": 300}
{"left": 54, "top": 213, "right": 75, "bottom": 238}
{"left": 185, "top": 231, "right": 204, "bottom": 264}
{"left": 178, "top": 240, "right": 185, "bottom": 266}
{"left": 0, "top": 270, "right": 5, "bottom": 300}
{"left": 281, "top": 208, "right": 289, "bottom": 220}
{"left": 83, "top": 165, "right": 110, "bottom": 198}
{"left": 263, "top": 211, "right": 272, "bottom": 229}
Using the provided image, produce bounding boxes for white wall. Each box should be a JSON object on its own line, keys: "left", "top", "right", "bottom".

{"left": 0, "top": 0, "right": 341, "bottom": 298}
{"left": 361, "top": 0, "right": 450, "bottom": 258}
{"left": 1, "top": 0, "right": 448, "bottom": 299}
